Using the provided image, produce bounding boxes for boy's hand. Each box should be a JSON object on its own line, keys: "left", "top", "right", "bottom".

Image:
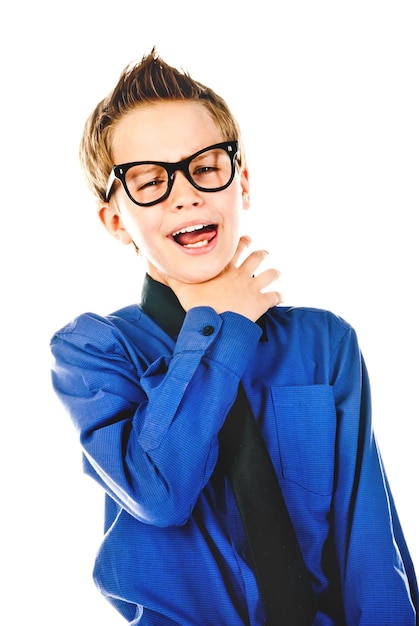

{"left": 164, "top": 236, "right": 282, "bottom": 322}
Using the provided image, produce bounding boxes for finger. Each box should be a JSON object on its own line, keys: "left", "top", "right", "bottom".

{"left": 253, "top": 267, "right": 281, "bottom": 288}
{"left": 238, "top": 248, "right": 270, "bottom": 274}
{"left": 231, "top": 236, "right": 252, "bottom": 266}
{"left": 268, "top": 290, "right": 284, "bottom": 306}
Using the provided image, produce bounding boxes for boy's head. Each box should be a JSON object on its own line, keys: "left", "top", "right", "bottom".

{"left": 80, "top": 48, "right": 245, "bottom": 205}
{"left": 79, "top": 49, "right": 250, "bottom": 287}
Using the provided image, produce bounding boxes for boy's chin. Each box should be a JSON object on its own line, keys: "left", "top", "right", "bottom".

{"left": 176, "top": 271, "right": 221, "bottom": 285}
{"left": 147, "top": 266, "right": 220, "bottom": 286}
{"left": 147, "top": 254, "right": 231, "bottom": 286}
{"left": 183, "top": 260, "right": 230, "bottom": 284}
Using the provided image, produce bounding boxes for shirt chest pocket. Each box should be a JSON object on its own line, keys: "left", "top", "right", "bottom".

{"left": 271, "top": 385, "right": 336, "bottom": 496}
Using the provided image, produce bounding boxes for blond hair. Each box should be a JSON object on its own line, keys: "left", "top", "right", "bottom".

{"left": 79, "top": 48, "right": 245, "bottom": 204}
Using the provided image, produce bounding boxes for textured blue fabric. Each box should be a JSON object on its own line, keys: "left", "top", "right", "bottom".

{"left": 51, "top": 292, "right": 418, "bottom": 625}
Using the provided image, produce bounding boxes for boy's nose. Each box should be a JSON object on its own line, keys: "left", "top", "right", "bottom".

{"left": 169, "top": 171, "right": 202, "bottom": 209}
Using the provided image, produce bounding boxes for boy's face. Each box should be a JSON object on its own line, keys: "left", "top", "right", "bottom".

{"left": 99, "top": 100, "right": 250, "bottom": 285}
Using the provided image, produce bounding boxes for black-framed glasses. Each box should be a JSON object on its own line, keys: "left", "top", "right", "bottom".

{"left": 105, "top": 141, "right": 239, "bottom": 207}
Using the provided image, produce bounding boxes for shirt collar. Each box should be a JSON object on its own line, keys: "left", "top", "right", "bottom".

{"left": 140, "top": 274, "right": 186, "bottom": 338}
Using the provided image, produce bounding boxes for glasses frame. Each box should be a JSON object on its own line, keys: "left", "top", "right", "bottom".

{"left": 105, "top": 141, "right": 239, "bottom": 207}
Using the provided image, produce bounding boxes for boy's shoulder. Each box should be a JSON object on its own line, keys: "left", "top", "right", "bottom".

{"left": 270, "top": 304, "right": 351, "bottom": 325}
{"left": 53, "top": 304, "right": 142, "bottom": 335}
{"left": 266, "top": 304, "right": 354, "bottom": 343}
{"left": 50, "top": 305, "right": 152, "bottom": 354}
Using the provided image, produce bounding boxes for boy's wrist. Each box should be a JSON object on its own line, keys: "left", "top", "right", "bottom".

{"left": 173, "top": 307, "right": 261, "bottom": 379}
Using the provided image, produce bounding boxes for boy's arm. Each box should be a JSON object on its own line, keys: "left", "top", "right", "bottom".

{"left": 50, "top": 307, "right": 262, "bottom": 528}
{"left": 51, "top": 238, "right": 281, "bottom": 527}
{"left": 331, "top": 328, "right": 418, "bottom": 623}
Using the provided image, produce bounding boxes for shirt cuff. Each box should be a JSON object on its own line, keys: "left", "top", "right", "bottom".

{"left": 174, "top": 307, "right": 262, "bottom": 379}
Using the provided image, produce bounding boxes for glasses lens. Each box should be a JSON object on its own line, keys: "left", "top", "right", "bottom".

{"left": 125, "top": 164, "right": 169, "bottom": 205}
{"left": 189, "top": 147, "right": 233, "bottom": 190}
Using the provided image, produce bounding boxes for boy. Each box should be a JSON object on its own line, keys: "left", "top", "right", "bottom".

{"left": 50, "top": 50, "right": 418, "bottom": 625}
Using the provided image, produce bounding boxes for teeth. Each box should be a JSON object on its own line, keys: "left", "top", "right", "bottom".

{"left": 184, "top": 239, "right": 209, "bottom": 248}
{"left": 172, "top": 224, "right": 208, "bottom": 237}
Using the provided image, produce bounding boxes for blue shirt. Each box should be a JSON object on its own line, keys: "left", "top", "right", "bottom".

{"left": 50, "top": 275, "right": 418, "bottom": 625}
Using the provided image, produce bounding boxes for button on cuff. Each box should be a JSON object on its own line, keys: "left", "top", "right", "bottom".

{"left": 202, "top": 325, "right": 215, "bottom": 336}
{"left": 173, "top": 307, "right": 221, "bottom": 353}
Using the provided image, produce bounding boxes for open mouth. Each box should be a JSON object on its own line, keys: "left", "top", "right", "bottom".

{"left": 171, "top": 223, "right": 218, "bottom": 248}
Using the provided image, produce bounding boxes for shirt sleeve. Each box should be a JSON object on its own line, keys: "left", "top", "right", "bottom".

{"left": 50, "top": 307, "right": 262, "bottom": 527}
{"left": 330, "top": 325, "right": 418, "bottom": 624}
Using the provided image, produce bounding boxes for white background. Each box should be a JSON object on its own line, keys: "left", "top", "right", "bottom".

{"left": 2, "top": 1, "right": 418, "bottom": 623}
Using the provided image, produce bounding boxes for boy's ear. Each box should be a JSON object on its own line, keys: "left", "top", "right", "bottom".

{"left": 240, "top": 168, "right": 250, "bottom": 210}
{"left": 98, "top": 203, "right": 133, "bottom": 246}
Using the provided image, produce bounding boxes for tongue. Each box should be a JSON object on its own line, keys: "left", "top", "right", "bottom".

{"left": 175, "top": 226, "right": 216, "bottom": 246}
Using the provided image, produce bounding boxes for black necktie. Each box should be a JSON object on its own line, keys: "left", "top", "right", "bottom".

{"left": 219, "top": 384, "right": 315, "bottom": 625}
{"left": 140, "top": 275, "right": 316, "bottom": 625}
